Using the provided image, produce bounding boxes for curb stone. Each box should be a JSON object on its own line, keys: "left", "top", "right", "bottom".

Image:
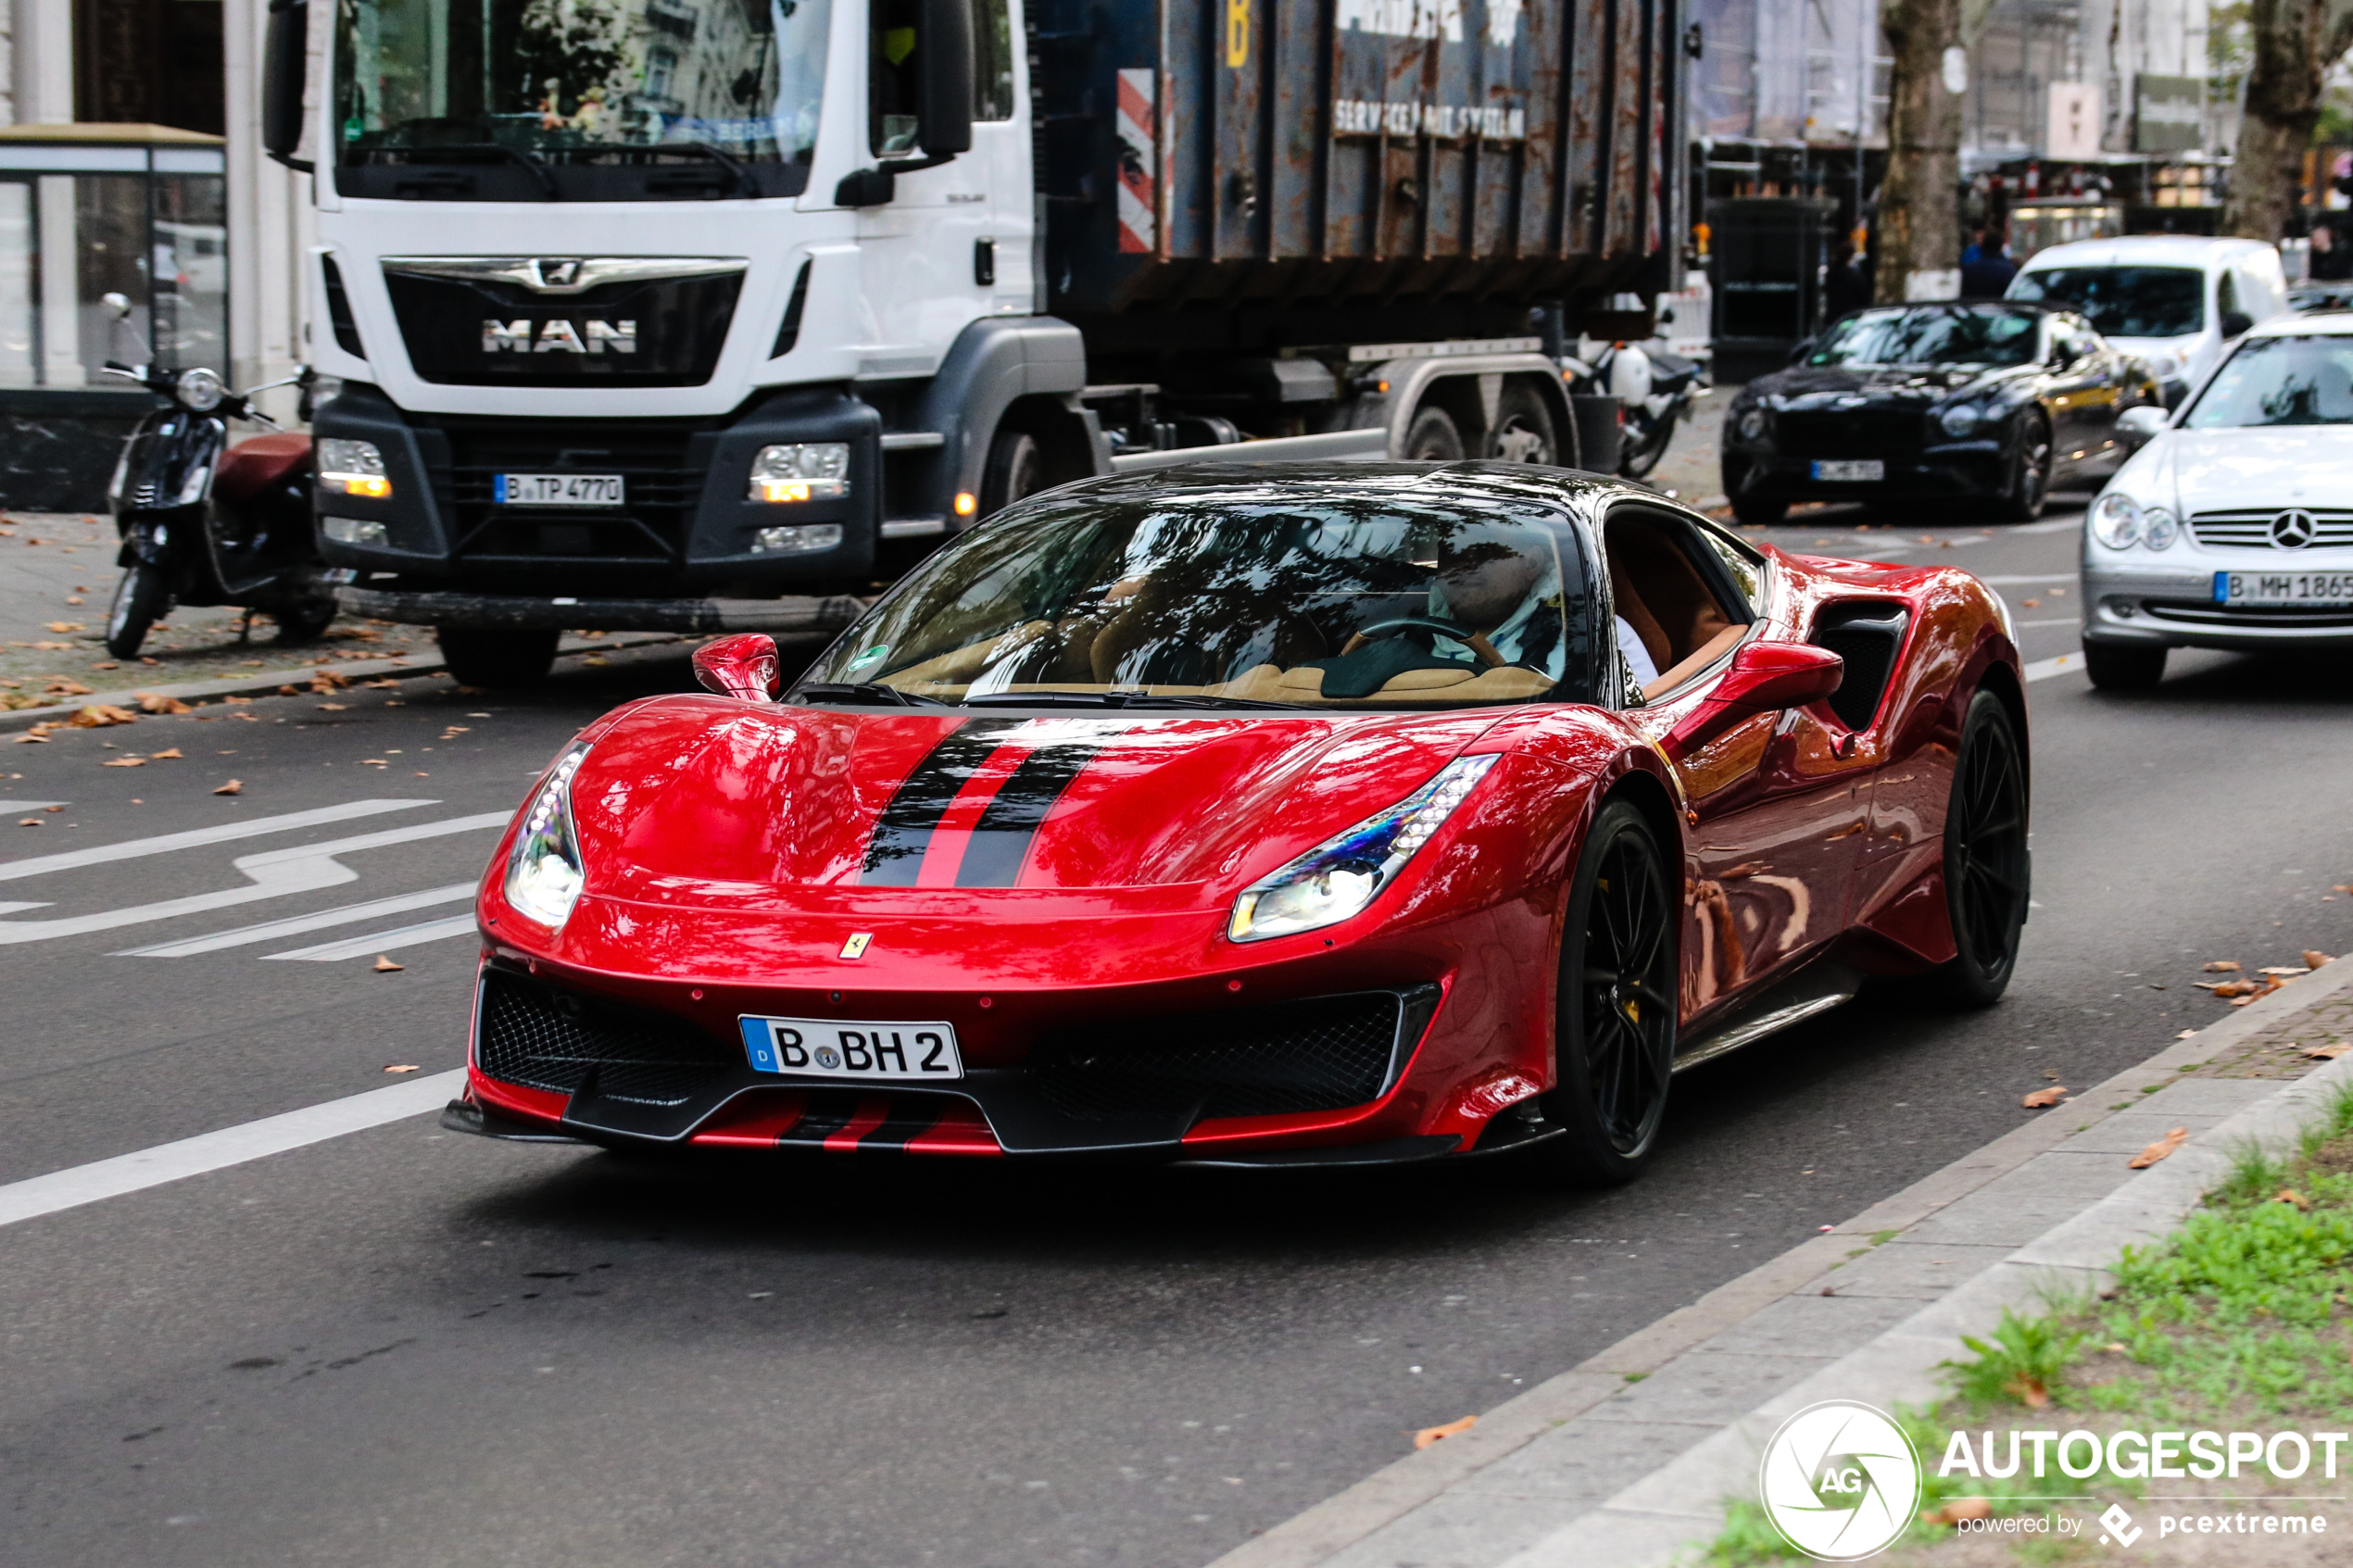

{"left": 1207, "top": 957, "right": 2353, "bottom": 1568}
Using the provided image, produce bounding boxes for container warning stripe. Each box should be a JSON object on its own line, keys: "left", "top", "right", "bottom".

{"left": 1115, "top": 69, "right": 1156, "bottom": 255}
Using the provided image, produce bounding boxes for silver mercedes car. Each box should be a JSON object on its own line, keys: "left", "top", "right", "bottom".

{"left": 2081, "top": 311, "right": 2353, "bottom": 688}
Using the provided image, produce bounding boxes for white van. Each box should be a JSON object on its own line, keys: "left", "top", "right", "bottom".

{"left": 2006, "top": 235, "right": 2288, "bottom": 406}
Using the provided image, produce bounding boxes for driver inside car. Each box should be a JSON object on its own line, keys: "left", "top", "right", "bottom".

{"left": 1300, "top": 525, "right": 1567, "bottom": 698}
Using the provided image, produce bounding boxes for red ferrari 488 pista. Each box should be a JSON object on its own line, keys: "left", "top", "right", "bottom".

{"left": 448, "top": 463, "right": 2029, "bottom": 1184}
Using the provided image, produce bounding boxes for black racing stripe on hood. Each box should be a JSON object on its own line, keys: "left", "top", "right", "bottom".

{"left": 860, "top": 719, "right": 1025, "bottom": 885}
{"left": 953, "top": 743, "right": 1102, "bottom": 888}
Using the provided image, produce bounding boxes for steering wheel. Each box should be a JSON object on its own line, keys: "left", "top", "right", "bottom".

{"left": 1354, "top": 614, "right": 1476, "bottom": 643}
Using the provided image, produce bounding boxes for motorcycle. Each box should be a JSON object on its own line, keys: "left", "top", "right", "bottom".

{"left": 1561, "top": 336, "right": 1705, "bottom": 482}
{"left": 97, "top": 293, "right": 333, "bottom": 659}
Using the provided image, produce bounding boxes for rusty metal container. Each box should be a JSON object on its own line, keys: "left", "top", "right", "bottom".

{"left": 1032, "top": 0, "right": 1681, "bottom": 341}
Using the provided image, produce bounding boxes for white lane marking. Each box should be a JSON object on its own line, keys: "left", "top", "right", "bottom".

{"left": 0, "top": 799, "right": 433, "bottom": 884}
{"left": 2010, "top": 616, "right": 2082, "bottom": 627}
{"left": 0, "top": 901, "right": 51, "bottom": 914}
{"left": 1, "top": 800, "right": 69, "bottom": 810}
{"left": 2024, "top": 651, "right": 2082, "bottom": 682}
{"left": 0, "top": 811, "right": 509, "bottom": 946}
{"left": 119, "top": 883, "right": 478, "bottom": 957}
{"left": 0, "top": 1070, "right": 468, "bottom": 1231}
{"left": 265, "top": 913, "right": 480, "bottom": 961}
{"left": 2008, "top": 516, "right": 2085, "bottom": 534}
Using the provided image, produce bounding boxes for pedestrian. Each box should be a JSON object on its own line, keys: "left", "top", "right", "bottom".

{"left": 2312, "top": 220, "right": 2352, "bottom": 282}
{"left": 1959, "top": 226, "right": 2018, "bottom": 298}
{"left": 1824, "top": 237, "right": 1872, "bottom": 320}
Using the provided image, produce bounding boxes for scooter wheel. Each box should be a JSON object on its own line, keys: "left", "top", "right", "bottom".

{"left": 105, "top": 565, "right": 172, "bottom": 659}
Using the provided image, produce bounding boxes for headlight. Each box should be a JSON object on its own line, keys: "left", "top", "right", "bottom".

{"left": 749, "top": 442, "right": 850, "bottom": 503}
{"left": 1228, "top": 756, "right": 1497, "bottom": 943}
{"left": 2140, "top": 507, "right": 2180, "bottom": 549}
{"left": 2090, "top": 492, "right": 2143, "bottom": 548}
{"left": 174, "top": 367, "right": 225, "bottom": 412}
{"left": 1937, "top": 403, "right": 1982, "bottom": 437}
{"left": 322, "top": 516, "right": 389, "bottom": 548}
{"left": 1734, "top": 408, "right": 1768, "bottom": 441}
{"left": 505, "top": 742, "right": 591, "bottom": 929}
{"left": 317, "top": 437, "right": 392, "bottom": 499}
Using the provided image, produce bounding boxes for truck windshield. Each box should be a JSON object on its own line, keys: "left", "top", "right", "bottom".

{"left": 2008, "top": 266, "right": 2205, "bottom": 339}
{"left": 333, "top": 0, "right": 827, "bottom": 195}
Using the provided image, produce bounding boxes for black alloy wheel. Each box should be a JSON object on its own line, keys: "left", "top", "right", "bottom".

{"left": 104, "top": 564, "right": 172, "bottom": 659}
{"left": 1403, "top": 406, "right": 1465, "bottom": 461}
{"left": 2082, "top": 641, "right": 2167, "bottom": 691}
{"left": 1994, "top": 413, "right": 2052, "bottom": 522}
{"left": 1483, "top": 385, "right": 1557, "bottom": 464}
{"left": 1528, "top": 800, "right": 1677, "bottom": 1185}
{"left": 1926, "top": 689, "right": 2031, "bottom": 1008}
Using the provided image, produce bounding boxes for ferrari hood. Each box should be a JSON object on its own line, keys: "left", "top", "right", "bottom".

{"left": 568, "top": 697, "right": 1508, "bottom": 900}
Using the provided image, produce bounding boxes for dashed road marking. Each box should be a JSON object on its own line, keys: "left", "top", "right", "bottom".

{"left": 0, "top": 799, "right": 433, "bottom": 884}
{"left": 119, "top": 882, "right": 478, "bottom": 957}
{"left": 265, "top": 913, "right": 479, "bottom": 961}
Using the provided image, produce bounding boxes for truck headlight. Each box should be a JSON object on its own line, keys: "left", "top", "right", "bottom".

{"left": 506, "top": 742, "right": 591, "bottom": 930}
{"left": 317, "top": 438, "right": 392, "bottom": 499}
{"left": 2090, "top": 492, "right": 2142, "bottom": 548}
{"left": 1228, "top": 756, "right": 1497, "bottom": 943}
{"left": 749, "top": 443, "right": 850, "bottom": 503}
{"left": 322, "top": 516, "right": 389, "bottom": 548}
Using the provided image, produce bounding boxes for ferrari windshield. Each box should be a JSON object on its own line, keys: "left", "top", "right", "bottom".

{"left": 2009, "top": 266, "right": 2204, "bottom": 338}
{"left": 1807, "top": 306, "right": 2040, "bottom": 368}
{"left": 805, "top": 490, "right": 1597, "bottom": 709}
{"left": 2183, "top": 335, "right": 2353, "bottom": 428}
{"left": 333, "top": 0, "right": 826, "bottom": 182}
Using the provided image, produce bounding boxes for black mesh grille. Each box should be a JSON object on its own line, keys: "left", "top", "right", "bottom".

{"left": 1029, "top": 992, "right": 1406, "bottom": 1122}
{"left": 1811, "top": 603, "right": 1907, "bottom": 731}
{"left": 422, "top": 415, "right": 714, "bottom": 566}
{"left": 475, "top": 972, "right": 735, "bottom": 1107}
{"left": 1774, "top": 409, "right": 1923, "bottom": 458}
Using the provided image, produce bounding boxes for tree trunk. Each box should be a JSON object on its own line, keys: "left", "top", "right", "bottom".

{"left": 1875, "top": 0, "right": 1967, "bottom": 305}
{"left": 2223, "top": 0, "right": 2353, "bottom": 242}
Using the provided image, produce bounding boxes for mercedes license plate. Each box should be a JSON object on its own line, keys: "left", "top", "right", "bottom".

{"left": 738, "top": 1016, "right": 964, "bottom": 1081}
{"left": 2214, "top": 571, "right": 2353, "bottom": 608}
{"left": 494, "top": 472, "right": 625, "bottom": 507}
{"left": 1811, "top": 459, "right": 1884, "bottom": 483}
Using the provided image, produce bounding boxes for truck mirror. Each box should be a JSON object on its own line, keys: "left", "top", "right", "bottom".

{"left": 262, "top": 0, "right": 312, "bottom": 171}
{"left": 916, "top": 0, "right": 975, "bottom": 156}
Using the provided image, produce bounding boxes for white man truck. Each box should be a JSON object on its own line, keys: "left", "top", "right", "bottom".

{"left": 262, "top": 0, "right": 1680, "bottom": 684}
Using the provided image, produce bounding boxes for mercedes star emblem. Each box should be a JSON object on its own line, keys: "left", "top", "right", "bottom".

{"left": 2270, "top": 508, "right": 2320, "bottom": 549}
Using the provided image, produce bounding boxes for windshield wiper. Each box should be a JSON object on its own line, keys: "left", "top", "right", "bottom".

{"left": 574, "top": 140, "right": 756, "bottom": 196}
{"left": 1115, "top": 694, "right": 1290, "bottom": 709}
{"left": 792, "top": 683, "right": 952, "bottom": 708}
{"left": 362, "top": 144, "right": 557, "bottom": 199}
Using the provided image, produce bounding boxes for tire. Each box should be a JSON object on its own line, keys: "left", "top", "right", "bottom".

{"left": 979, "top": 428, "right": 1047, "bottom": 518}
{"left": 1523, "top": 800, "right": 1678, "bottom": 1186}
{"left": 104, "top": 565, "right": 172, "bottom": 659}
{"left": 1617, "top": 408, "right": 1678, "bottom": 479}
{"left": 1731, "top": 495, "right": 1787, "bottom": 527}
{"left": 436, "top": 626, "right": 559, "bottom": 687}
{"left": 273, "top": 597, "right": 339, "bottom": 646}
{"left": 2082, "top": 641, "right": 2166, "bottom": 691}
{"left": 1483, "top": 386, "right": 1557, "bottom": 464}
{"left": 1924, "top": 690, "right": 2031, "bottom": 1009}
{"left": 1402, "top": 406, "right": 1465, "bottom": 461}
{"left": 1993, "top": 414, "right": 2053, "bottom": 522}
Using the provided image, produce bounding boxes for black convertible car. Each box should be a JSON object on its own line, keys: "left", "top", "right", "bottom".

{"left": 1720, "top": 303, "right": 2162, "bottom": 525}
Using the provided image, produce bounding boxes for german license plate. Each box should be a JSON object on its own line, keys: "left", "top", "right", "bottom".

{"left": 2214, "top": 571, "right": 2353, "bottom": 608}
{"left": 1811, "top": 459, "right": 1883, "bottom": 483}
{"left": 737, "top": 1015, "right": 964, "bottom": 1081}
{"left": 494, "top": 472, "right": 625, "bottom": 507}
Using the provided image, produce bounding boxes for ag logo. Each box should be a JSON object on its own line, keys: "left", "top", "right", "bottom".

{"left": 1758, "top": 1400, "right": 1922, "bottom": 1561}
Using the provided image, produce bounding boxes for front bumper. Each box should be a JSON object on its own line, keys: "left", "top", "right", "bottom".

{"left": 1728, "top": 443, "right": 2008, "bottom": 503}
{"left": 2083, "top": 558, "right": 2353, "bottom": 649}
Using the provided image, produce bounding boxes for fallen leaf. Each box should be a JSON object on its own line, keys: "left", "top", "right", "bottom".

{"left": 2021, "top": 598, "right": 2041, "bottom": 608}
{"left": 1413, "top": 1415, "right": 1477, "bottom": 1449}
{"left": 16, "top": 818, "right": 41, "bottom": 826}
{"left": 65, "top": 596, "right": 83, "bottom": 606}
{"left": 135, "top": 694, "right": 192, "bottom": 714}
{"left": 44, "top": 678, "right": 90, "bottom": 695}
{"left": 2102, "top": 1342, "right": 2130, "bottom": 1354}
{"left": 2007, "top": 1377, "right": 2050, "bottom": 1409}
{"left": 2199, "top": 980, "right": 2259, "bottom": 996}
{"left": 147, "top": 747, "right": 181, "bottom": 759}
{"left": 2043, "top": 1068, "right": 2060, "bottom": 1080}
{"left": 11, "top": 731, "right": 48, "bottom": 744}
{"left": 44, "top": 621, "right": 84, "bottom": 633}
{"left": 100, "top": 757, "right": 145, "bottom": 768}
{"left": 2305, "top": 950, "right": 2332, "bottom": 969}
{"left": 364, "top": 679, "right": 401, "bottom": 689}
{"left": 2259, "top": 966, "right": 2306, "bottom": 977}
{"left": 2129, "top": 1127, "right": 2189, "bottom": 1169}
{"left": 68, "top": 704, "right": 138, "bottom": 728}
{"left": 2021, "top": 1086, "right": 2067, "bottom": 1109}
{"left": 89, "top": 660, "right": 117, "bottom": 670}
{"left": 212, "top": 779, "right": 243, "bottom": 796}
{"left": 2275, "top": 1189, "right": 2310, "bottom": 1210}
{"left": 1920, "top": 1497, "right": 1994, "bottom": 1526}
{"left": 2204, "top": 960, "right": 2242, "bottom": 972}
{"left": 2177, "top": 1029, "right": 2197, "bottom": 1039}
{"left": 372, "top": 956, "right": 405, "bottom": 972}
{"left": 316, "top": 703, "right": 348, "bottom": 711}
{"left": 2302, "top": 1042, "right": 2349, "bottom": 1060}
{"left": 31, "top": 641, "right": 74, "bottom": 651}
{"left": 382, "top": 1063, "right": 421, "bottom": 1073}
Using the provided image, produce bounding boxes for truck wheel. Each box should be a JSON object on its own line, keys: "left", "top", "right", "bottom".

{"left": 1402, "top": 407, "right": 1464, "bottom": 461}
{"left": 1484, "top": 387, "right": 1556, "bottom": 464}
{"left": 105, "top": 565, "right": 171, "bottom": 660}
{"left": 980, "top": 430, "right": 1045, "bottom": 516}
{"left": 437, "top": 627, "right": 559, "bottom": 687}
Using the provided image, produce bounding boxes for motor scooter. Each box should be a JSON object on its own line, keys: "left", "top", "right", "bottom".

{"left": 1561, "top": 338, "right": 1705, "bottom": 481}
{"left": 97, "top": 293, "right": 333, "bottom": 659}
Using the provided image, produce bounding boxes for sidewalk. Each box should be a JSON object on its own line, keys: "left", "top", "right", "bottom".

{"left": 1213, "top": 960, "right": 2353, "bottom": 1568}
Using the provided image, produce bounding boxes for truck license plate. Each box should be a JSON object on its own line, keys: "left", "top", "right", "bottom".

{"left": 494, "top": 473, "right": 625, "bottom": 507}
{"left": 2214, "top": 571, "right": 2353, "bottom": 608}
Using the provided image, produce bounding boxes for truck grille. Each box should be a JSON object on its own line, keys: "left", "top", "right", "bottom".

{"left": 384, "top": 266, "right": 741, "bottom": 387}
{"left": 420, "top": 415, "right": 715, "bottom": 565}
{"left": 2188, "top": 509, "right": 2353, "bottom": 550}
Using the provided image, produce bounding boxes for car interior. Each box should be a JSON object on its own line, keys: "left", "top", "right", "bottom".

{"left": 1602, "top": 507, "right": 1755, "bottom": 703}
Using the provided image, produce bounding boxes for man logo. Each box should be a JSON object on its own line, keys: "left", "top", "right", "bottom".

{"left": 1758, "top": 1400, "right": 1921, "bottom": 1561}
{"left": 481, "top": 320, "right": 637, "bottom": 355}
{"left": 2270, "top": 508, "right": 2320, "bottom": 549}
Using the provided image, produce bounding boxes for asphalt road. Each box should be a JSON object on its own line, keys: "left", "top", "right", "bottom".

{"left": 8, "top": 502, "right": 2353, "bottom": 1568}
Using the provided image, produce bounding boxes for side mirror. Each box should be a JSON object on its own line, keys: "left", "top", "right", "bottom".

{"left": 2221, "top": 309, "right": 2255, "bottom": 339}
{"left": 2116, "top": 405, "right": 2169, "bottom": 445}
{"left": 1664, "top": 642, "right": 1844, "bottom": 757}
{"left": 1786, "top": 338, "right": 1815, "bottom": 366}
{"left": 262, "top": 0, "right": 312, "bottom": 170}
{"left": 916, "top": 0, "right": 975, "bottom": 157}
{"left": 693, "top": 633, "right": 783, "bottom": 702}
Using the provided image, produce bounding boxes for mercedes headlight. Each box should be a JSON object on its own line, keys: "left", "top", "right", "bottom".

{"left": 2091, "top": 492, "right": 2143, "bottom": 549}
{"left": 2140, "top": 507, "right": 2180, "bottom": 549}
{"left": 174, "top": 367, "right": 225, "bottom": 412}
{"left": 506, "top": 742, "right": 591, "bottom": 929}
{"left": 1937, "top": 403, "right": 1982, "bottom": 438}
{"left": 1735, "top": 408, "right": 1768, "bottom": 441}
{"left": 749, "top": 443, "right": 850, "bottom": 503}
{"left": 1228, "top": 756, "right": 1497, "bottom": 943}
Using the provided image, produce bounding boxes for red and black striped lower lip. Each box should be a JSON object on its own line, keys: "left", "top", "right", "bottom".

{"left": 690, "top": 1089, "right": 1003, "bottom": 1155}
{"left": 859, "top": 719, "right": 1104, "bottom": 887}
